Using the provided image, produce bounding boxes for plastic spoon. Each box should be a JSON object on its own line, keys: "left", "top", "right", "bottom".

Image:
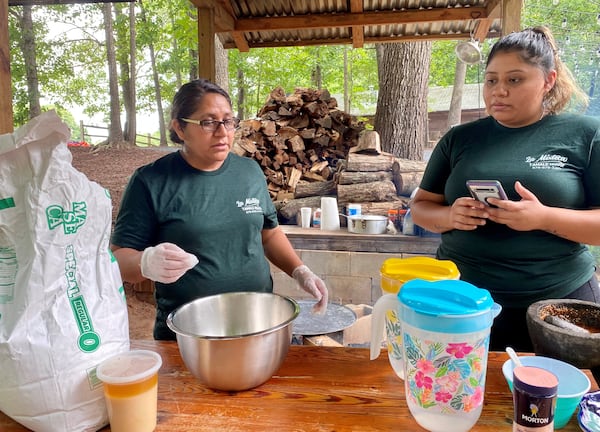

{"left": 506, "top": 347, "right": 523, "bottom": 368}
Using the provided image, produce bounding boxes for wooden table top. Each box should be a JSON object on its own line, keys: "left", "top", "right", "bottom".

{"left": 1, "top": 340, "right": 597, "bottom": 431}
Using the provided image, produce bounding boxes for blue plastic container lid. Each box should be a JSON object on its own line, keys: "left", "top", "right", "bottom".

{"left": 398, "top": 278, "right": 499, "bottom": 333}
{"left": 399, "top": 278, "right": 494, "bottom": 315}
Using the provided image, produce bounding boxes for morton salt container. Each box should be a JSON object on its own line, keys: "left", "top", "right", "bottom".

{"left": 512, "top": 366, "right": 558, "bottom": 432}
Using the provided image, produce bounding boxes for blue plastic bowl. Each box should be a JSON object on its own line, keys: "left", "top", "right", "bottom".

{"left": 502, "top": 356, "right": 591, "bottom": 429}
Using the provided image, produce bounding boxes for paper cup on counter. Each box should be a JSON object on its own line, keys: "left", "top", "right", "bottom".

{"left": 96, "top": 350, "right": 162, "bottom": 432}
{"left": 320, "top": 197, "right": 340, "bottom": 230}
{"left": 300, "top": 207, "right": 312, "bottom": 228}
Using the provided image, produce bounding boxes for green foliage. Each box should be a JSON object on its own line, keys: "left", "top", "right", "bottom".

{"left": 228, "top": 45, "right": 378, "bottom": 117}
{"left": 522, "top": 0, "right": 600, "bottom": 102}
{"left": 8, "top": 0, "right": 600, "bottom": 131}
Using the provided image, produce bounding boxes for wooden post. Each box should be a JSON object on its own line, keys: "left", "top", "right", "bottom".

{"left": 502, "top": 0, "right": 523, "bottom": 35}
{"left": 197, "top": 6, "right": 216, "bottom": 82}
{"left": 0, "top": 0, "right": 13, "bottom": 134}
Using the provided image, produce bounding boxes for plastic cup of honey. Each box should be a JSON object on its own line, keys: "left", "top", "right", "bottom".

{"left": 96, "top": 350, "right": 162, "bottom": 432}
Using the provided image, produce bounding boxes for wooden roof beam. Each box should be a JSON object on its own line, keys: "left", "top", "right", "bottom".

{"left": 473, "top": 19, "right": 492, "bottom": 42}
{"left": 232, "top": 7, "right": 489, "bottom": 33}
{"left": 221, "top": 31, "right": 485, "bottom": 50}
{"left": 468, "top": 0, "right": 501, "bottom": 42}
{"left": 9, "top": 0, "right": 131, "bottom": 4}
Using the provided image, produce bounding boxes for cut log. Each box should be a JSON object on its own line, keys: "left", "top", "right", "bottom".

{"left": 288, "top": 134, "right": 305, "bottom": 152}
{"left": 337, "top": 180, "right": 398, "bottom": 204}
{"left": 351, "top": 130, "right": 381, "bottom": 154}
{"left": 346, "top": 152, "right": 396, "bottom": 172}
{"left": 276, "top": 191, "right": 295, "bottom": 201}
{"left": 287, "top": 167, "right": 303, "bottom": 191}
{"left": 278, "top": 196, "right": 323, "bottom": 222}
{"left": 393, "top": 158, "right": 428, "bottom": 173}
{"left": 393, "top": 171, "right": 424, "bottom": 197}
{"left": 310, "top": 160, "right": 330, "bottom": 173}
{"left": 302, "top": 171, "right": 327, "bottom": 182}
{"left": 338, "top": 170, "right": 393, "bottom": 185}
{"left": 294, "top": 179, "right": 337, "bottom": 199}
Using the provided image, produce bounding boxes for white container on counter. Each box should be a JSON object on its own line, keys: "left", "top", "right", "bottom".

{"left": 320, "top": 197, "right": 340, "bottom": 231}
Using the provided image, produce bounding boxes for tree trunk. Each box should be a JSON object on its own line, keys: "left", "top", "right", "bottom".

{"left": 236, "top": 68, "right": 245, "bottom": 119}
{"left": 140, "top": 3, "right": 167, "bottom": 146}
{"left": 115, "top": 4, "right": 135, "bottom": 146}
{"left": 374, "top": 41, "right": 432, "bottom": 160}
{"left": 171, "top": 16, "right": 182, "bottom": 89}
{"left": 103, "top": 3, "right": 124, "bottom": 145}
{"left": 186, "top": 2, "right": 198, "bottom": 80}
{"left": 18, "top": 6, "right": 41, "bottom": 119}
{"left": 128, "top": 1, "right": 137, "bottom": 145}
{"left": 447, "top": 59, "right": 467, "bottom": 131}
{"left": 214, "top": 35, "right": 228, "bottom": 91}
{"left": 343, "top": 46, "right": 351, "bottom": 113}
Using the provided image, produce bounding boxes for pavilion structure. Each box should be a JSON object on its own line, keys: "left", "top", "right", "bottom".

{"left": 1, "top": 0, "right": 522, "bottom": 134}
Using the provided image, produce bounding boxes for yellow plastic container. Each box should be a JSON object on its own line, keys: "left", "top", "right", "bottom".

{"left": 380, "top": 256, "right": 460, "bottom": 294}
{"left": 379, "top": 257, "right": 461, "bottom": 378}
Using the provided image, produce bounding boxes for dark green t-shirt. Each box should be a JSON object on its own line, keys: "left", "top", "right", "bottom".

{"left": 111, "top": 151, "right": 279, "bottom": 339}
{"left": 420, "top": 114, "right": 600, "bottom": 307}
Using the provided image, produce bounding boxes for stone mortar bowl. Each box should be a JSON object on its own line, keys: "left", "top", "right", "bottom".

{"left": 526, "top": 299, "right": 600, "bottom": 369}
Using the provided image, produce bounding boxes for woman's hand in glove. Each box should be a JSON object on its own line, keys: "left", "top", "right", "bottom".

{"left": 292, "top": 265, "right": 329, "bottom": 314}
{"left": 140, "top": 242, "right": 199, "bottom": 284}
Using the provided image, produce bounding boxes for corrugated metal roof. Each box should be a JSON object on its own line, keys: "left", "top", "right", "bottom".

{"left": 196, "top": 0, "right": 505, "bottom": 51}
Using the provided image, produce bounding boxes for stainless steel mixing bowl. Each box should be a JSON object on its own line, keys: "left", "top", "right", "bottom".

{"left": 166, "top": 292, "right": 299, "bottom": 391}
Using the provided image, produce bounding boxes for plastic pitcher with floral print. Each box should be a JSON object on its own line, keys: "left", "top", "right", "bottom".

{"left": 371, "top": 279, "right": 501, "bottom": 432}
{"left": 379, "top": 257, "right": 460, "bottom": 379}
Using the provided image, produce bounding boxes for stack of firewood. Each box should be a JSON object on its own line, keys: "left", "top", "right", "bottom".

{"left": 232, "top": 86, "right": 365, "bottom": 199}
{"left": 232, "top": 87, "right": 427, "bottom": 224}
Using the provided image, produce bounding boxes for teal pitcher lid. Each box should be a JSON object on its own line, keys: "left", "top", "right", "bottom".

{"left": 398, "top": 278, "right": 494, "bottom": 316}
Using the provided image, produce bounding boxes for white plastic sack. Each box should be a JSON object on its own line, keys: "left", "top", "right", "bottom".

{"left": 0, "top": 111, "right": 130, "bottom": 431}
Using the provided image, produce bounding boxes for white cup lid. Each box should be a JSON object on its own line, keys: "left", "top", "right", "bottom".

{"left": 96, "top": 350, "right": 162, "bottom": 385}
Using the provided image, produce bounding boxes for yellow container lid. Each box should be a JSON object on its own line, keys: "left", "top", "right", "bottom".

{"left": 380, "top": 257, "right": 460, "bottom": 284}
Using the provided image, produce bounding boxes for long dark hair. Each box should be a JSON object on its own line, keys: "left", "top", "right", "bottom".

{"left": 169, "top": 79, "right": 233, "bottom": 144}
{"left": 486, "top": 26, "right": 588, "bottom": 113}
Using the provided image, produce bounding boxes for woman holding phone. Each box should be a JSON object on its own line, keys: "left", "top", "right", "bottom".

{"left": 410, "top": 26, "right": 600, "bottom": 351}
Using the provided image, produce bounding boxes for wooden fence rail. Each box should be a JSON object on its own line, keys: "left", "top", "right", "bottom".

{"left": 78, "top": 121, "right": 164, "bottom": 147}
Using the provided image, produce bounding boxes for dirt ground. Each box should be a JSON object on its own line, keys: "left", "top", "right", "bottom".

{"left": 70, "top": 145, "right": 172, "bottom": 340}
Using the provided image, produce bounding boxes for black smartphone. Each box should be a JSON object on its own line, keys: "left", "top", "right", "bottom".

{"left": 466, "top": 180, "right": 508, "bottom": 207}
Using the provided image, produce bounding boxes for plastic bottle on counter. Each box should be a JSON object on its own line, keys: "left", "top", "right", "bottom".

{"left": 387, "top": 209, "right": 399, "bottom": 230}
{"left": 402, "top": 209, "right": 415, "bottom": 235}
{"left": 347, "top": 203, "right": 361, "bottom": 216}
{"left": 312, "top": 208, "right": 321, "bottom": 228}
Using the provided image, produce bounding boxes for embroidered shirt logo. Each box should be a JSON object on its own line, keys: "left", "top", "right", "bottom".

{"left": 525, "top": 154, "right": 567, "bottom": 170}
{"left": 236, "top": 197, "right": 262, "bottom": 214}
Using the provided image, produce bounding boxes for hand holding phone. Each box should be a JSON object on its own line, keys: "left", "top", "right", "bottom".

{"left": 466, "top": 180, "right": 508, "bottom": 207}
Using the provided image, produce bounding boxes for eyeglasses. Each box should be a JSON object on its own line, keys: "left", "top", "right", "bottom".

{"left": 180, "top": 117, "right": 240, "bottom": 132}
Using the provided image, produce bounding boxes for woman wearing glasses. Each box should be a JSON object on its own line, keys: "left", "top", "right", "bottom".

{"left": 111, "top": 79, "right": 328, "bottom": 340}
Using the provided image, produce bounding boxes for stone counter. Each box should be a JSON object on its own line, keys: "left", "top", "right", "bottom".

{"left": 280, "top": 225, "right": 440, "bottom": 254}
{"left": 272, "top": 225, "right": 440, "bottom": 307}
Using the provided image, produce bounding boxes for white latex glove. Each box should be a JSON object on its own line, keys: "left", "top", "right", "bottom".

{"left": 140, "top": 242, "right": 199, "bottom": 284}
{"left": 292, "top": 265, "right": 329, "bottom": 315}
